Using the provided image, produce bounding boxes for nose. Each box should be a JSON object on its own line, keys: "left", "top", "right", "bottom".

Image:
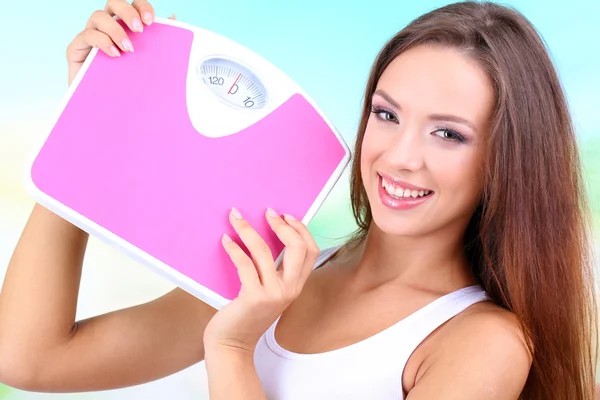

{"left": 382, "top": 123, "right": 425, "bottom": 172}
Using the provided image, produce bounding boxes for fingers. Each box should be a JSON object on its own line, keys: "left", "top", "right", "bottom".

{"left": 86, "top": 11, "right": 133, "bottom": 53}
{"left": 66, "top": 1, "right": 168, "bottom": 85}
{"left": 104, "top": 0, "right": 144, "bottom": 33}
{"left": 222, "top": 207, "right": 319, "bottom": 303}
{"left": 77, "top": 28, "right": 122, "bottom": 58}
{"left": 264, "top": 211, "right": 310, "bottom": 286}
{"left": 85, "top": 0, "right": 161, "bottom": 56}
{"left": 228, "top": 208, "right": 278, "bottom": 288}
{"left": 281, "top": 214, "right": 320, "bottom": 284}
{"left": 221, "top": 234, "right": 261, "bottom": 291}
{"left": 131, "top": 0, "right": 155, "bottom": 25}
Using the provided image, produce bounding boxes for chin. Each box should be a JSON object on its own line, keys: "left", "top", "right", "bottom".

{"left": 364, "top": 180, "right": 436, "bottom": 238}
{"left": 369, "top": 208, "right": 433, "bottom": 238}
{"left": 368, "top": 195, "right": 479, "bottom": 243}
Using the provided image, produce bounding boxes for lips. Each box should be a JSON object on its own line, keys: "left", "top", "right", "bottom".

{"left": 382, "top": 178, "right": 431, "bottom": 199}
{"left": 377, "top": 173, "right": 433, "bottom": 211}
{"left": 378, "top": 172, "right": 433, "bottom": 197}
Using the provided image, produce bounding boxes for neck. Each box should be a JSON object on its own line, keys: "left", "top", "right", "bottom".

{"left": 346, "top": 222, "right": 478, "bottom": 293}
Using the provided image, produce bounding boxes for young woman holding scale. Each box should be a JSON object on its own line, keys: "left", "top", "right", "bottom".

{"left": 0, "top": 0, "right": 597, "bottom": 399}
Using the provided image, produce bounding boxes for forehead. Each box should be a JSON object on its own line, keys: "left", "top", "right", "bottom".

{"left": 377, "top": 44, "right": 494, "bottom": 126}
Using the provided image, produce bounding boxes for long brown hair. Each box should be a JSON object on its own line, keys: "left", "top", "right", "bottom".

{"left": 343, "top": 1, "right": 598, "bottom": 398}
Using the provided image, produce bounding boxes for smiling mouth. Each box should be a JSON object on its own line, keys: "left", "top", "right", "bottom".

{"left": 379, "top": 175, "right": 434, "bottom": 200}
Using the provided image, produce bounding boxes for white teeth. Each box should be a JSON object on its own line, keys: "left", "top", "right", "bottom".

{"left": 381, "top": 176, "right": 431, "bottom": 199}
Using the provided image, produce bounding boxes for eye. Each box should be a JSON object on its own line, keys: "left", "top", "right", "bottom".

{"left": 433, "top": 127, "right": 466, "bottom": 143}
{"left": 371, "top": 106, "right": 398, "bottom": 123}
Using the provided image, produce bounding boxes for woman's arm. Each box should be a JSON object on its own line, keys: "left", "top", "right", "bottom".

{"left": 205, "top": 347, "right": 266, "bottom": 400}
{"left": 0, "top": 1, "right": 215, "bottom": 392}
{"left": 0, "top": 205, "right": 218, "bottom": 392}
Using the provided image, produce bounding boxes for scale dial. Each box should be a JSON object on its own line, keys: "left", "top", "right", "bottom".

{"left": 198, "top": 57, "right": 267, "bottom": 110}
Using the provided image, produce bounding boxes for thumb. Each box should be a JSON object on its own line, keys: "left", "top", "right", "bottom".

{"left": 168, "top": 13, "right": 176, "bottom": 20}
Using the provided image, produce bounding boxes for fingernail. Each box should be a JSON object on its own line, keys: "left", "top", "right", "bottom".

{"left": 143, "top": 12, "right": 153, "bottom": 25}
{"left": 222, "top": 233, "right": 233, "bottom": 242}
{"left": 110, "top": 46, "right": 120, "bottom": 57}
{"left": 133, "top": 18, "right": 143, "bottom": 32}
{"left": 267, "top": 207, "right": 279, "bottom": 218}
{"left": 122, "top": 38, "right": 134, "bottom": 52}
{"left": 231, "top": 207, "right": 243, "bottom": 219}
{"left": 284, "top": 214, "right": 297, "bottom": 221}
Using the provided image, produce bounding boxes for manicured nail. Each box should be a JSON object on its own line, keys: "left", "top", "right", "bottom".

{"left": 222, "top": 233, "right": 233, "bottom": 242}
{"left": 122, "top": 38, "right": 134, "bottom": 52}
{"left": 143, "top": 12, "right": 153, "bottom": 25}
{"left": 132, "top": 18, "right": 143, "bottom": 32}
{"left": 109, "top": 46, "right": 120, "bottom": 57}
{"left": 231, "top": 207, "right": 243, "bottom": 219}
{"left": 283, "top": 214, "right": 296, "bottom": 221}
{"left": 267, "top": 207, "right": 279, "bottom": 218}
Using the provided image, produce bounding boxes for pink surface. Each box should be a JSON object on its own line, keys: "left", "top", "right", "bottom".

{"left": 31, "top": 21, "right": 347, "bottom": 301}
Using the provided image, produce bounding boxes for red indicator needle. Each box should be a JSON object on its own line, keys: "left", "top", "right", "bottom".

{"left": 228, "top": 73, "right": 241, "bottom": 94}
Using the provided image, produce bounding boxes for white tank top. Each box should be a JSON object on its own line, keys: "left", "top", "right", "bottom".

{"left": 254, "top": 246, "right": 493, "bottom": 399}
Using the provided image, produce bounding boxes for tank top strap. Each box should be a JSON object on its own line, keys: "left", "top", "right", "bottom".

{"left": 311, "top": 247, "right": 494, "bottom": 360}
{"left": 390, "top": 285, "right": 493, "bottom": 357}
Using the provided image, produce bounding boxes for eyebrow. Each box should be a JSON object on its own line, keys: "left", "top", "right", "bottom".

{"left": 372, "top": 89, "right": 478, "bottom": 134}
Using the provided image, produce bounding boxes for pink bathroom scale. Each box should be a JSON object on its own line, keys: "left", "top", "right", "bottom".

{"left": 24, "top": 18, "right": 351, "bottom": 310}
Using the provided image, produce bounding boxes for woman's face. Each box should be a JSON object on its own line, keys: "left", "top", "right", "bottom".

{"left": 360, "top": 44, "right": 494, "bottom": 238}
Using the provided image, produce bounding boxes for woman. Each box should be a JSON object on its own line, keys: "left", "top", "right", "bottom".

{"left": 0, "top": 0, "right": 596, "bottom": 399}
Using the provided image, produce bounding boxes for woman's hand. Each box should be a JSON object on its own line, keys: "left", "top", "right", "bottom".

{"left": 65, "top": 0, "right": 174, "bottom": 86}
{"left": 203, "top": 207, "right": 319, "bottom": 399}
{"left": 203, "top": 207, "right": 320, "bottom": 356}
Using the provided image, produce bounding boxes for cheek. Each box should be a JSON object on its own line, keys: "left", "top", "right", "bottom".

{"left": 428, "top": 148, "right": 482, "bottom": 204}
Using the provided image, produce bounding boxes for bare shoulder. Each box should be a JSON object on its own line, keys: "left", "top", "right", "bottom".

{"left": 407, "top": 301, "right": 533, "bottom": 400}
{"left": 438, "top": 300, "right": 531, "bottom": 356}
